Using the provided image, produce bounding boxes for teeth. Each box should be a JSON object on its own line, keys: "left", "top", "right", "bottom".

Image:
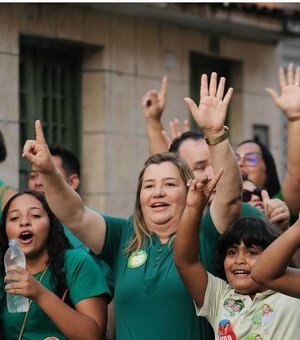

{"left": 152, "top": 203, "right": 167, "bottom": 207}
{"left": 234, "top": 270, "right": 249, "bottom": 275}
{"left": 20, "top": 231, "right": 33, "bottom": 240}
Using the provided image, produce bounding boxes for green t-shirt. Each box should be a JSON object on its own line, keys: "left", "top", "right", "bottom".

{"left": 2, "top": 248, "right": 111, "bottom": 340}
{"left": 241, "top": 202, "right": 265, "bottom": 219}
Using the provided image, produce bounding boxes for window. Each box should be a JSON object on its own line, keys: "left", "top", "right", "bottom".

{"left": 190, "top": 53, "right": 237, "bottom": 130}
{"left": 19, "top": 37, "right": 81, "bottom": 190}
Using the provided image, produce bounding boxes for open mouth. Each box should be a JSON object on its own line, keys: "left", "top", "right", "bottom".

{"left": 151, "top": 202, "right": 169, "bottom": 208}
{"left": 233, "top": 270, "right": 250, "bottom": 275}
{"left": 19, "top": 231, "right": 34, "bottom": 243}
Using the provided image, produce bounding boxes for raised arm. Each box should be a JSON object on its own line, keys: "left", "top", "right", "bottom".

{"left": 142, "top": 76, "right": 169, "bottom": 154}
{"left": 251, "top": 215, "right": 300, "bottom": 298}
{"left": 266, "top": 63, "right": 300, "bottom": 212}
{"left": 174, "top": 169, "right": 223, "bottom": 308}
{"left": 22, "top": 120, "right": 105, "bottom": 254}
{"left": 185, "top": 72, "right": 242, "bottom": 233}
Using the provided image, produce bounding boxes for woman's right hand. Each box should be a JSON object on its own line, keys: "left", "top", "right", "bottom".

{"left": 4, "top": 265, "right": 45, "bottom": 301}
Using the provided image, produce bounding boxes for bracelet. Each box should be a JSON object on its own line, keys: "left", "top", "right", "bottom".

{"left": 287, "top": 115, "right": 300, "bottom": 122}
{"left": 204, "top": 126, "right": 230, "bottom": 145}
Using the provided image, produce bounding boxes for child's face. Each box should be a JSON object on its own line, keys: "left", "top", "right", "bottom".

{"left": 224, "top": 241, "right": 266, "bottom": 298}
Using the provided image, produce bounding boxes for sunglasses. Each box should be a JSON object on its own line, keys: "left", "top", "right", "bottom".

{"left": 242, "top": 188, "right": 263, "bottom": 202}
{"left": 235, "top": 152, "right": 261, "bottom": 167}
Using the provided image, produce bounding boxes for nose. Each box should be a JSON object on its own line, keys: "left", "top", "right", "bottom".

{"left": 20, "top": 215, "right": 31, "bottom": 227}
{"left": 35, "top": 175, "right": 43, "bottom": 187}
{"left": 153, "top": 185, "right": 165, "bottom": 197}
{"left": 206, "top": 165, "right": 214, "bottom": 181}
{"left": 235, "top": 253, "right": 246, "bottom": 265}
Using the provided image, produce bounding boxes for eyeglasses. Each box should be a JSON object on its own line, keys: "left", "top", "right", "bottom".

{"left": 235, "top": 152, "right": 261, "bottom": 167}
{"left": 242, "top": 188, "right": 263, "bottom": 202}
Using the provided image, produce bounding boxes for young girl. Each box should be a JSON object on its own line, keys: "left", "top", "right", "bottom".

{"left": 174, "top": 177, "right": 300, "bottom": 340}
{"left": 0, "top": 191, "right": 111, "bottom": 340}
{"left": 251, "top": 214, "right": 300, "bottom": 298}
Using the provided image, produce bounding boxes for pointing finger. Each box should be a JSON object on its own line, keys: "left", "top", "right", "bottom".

{"left": 35, "top": 120, "right": 46, "bottom": 144}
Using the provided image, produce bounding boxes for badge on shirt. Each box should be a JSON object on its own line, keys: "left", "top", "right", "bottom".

{"left": 128, "top": 250, "right": 147, "bottom": 268}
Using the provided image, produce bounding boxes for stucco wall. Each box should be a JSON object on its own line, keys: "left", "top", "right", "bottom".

{"left": 0, "top": 3, "right": 286, "bottom": 217}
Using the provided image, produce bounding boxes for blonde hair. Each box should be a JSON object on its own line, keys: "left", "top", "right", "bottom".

{"left": 125, "top": 152, "right": 194, "bottom": 254}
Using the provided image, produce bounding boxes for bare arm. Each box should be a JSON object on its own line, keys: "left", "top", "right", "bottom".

{"left": 185, "top": 72, "right": 242, "bottom": 233}
{"left": 5, "top": 267, "right": 108, "bottom": 340}
{"left": 251, "top": 216, "right": 300, "bottom": 298}
{"left": 22, "top": 120, "right": 105, "bottom": 254}
{"left": 266, "top": 63, "right": 300, "bottom": 212}
{"left": 1, "top": 187, "right": 17, "bottom": 210}
{"left": 142, "top": 76, "right": 169, "bottom": 154}
{"left": 174, "top": 170, "right": 223, "bottom": 308}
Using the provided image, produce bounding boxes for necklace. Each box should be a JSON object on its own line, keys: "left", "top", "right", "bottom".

{"left": 18, "top": 267, "right": 48, "bottom": 340}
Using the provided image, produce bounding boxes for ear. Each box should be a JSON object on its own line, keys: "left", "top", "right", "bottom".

{"left": 68, "top": 174, "right": 80, "bottom": 191}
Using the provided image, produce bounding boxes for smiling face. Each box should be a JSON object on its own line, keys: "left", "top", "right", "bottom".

{"left": 5, "top": 194, "right": 50, "bottom": 262}
{"left": 224, "top": 241, "right": 266, "bottom": 298}
{"left": 140, "top": 161, "right": 188, "bottom": 235}
{"left": 235, "top": 142, "right": 266, "bottom": 188}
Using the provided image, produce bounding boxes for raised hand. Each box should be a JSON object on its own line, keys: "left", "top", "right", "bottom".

{"left": 262, "top": 190, "right": 290, "bottom": 231}
{"left": 22, "top": 120, "right": 55, "bottom": 175}
{"left": 185, "top": 168, "right": 223, "bottom": 211}
{"left": 184, "top": 72, "right": 233, "bottom": 135}
{"left": 162, "top": 118, "right": 191, "bottom": 149}
{"left": 142, "top": 75, "right": 168, "bottom": 121}
{"left": 266, "top": 63, "right": 300, "bottom": 119}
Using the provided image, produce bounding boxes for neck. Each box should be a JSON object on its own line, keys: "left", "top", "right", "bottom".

{"left": 26, "top": 254, "right": 49, "bottom": 274}
{"left": 147, "top": 224, "right": 177, "bottom": 243}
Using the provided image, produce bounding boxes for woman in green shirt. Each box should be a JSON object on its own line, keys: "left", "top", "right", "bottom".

{"left": 0, "top": 190, "right": 111, "bottom": 340}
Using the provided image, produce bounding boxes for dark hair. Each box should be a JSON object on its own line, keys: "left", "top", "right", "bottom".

{"left": 0, "top": 191, "right": 72, "bottom": 298}
{"left": 0, "top": 129, "right": 7, "bottom": 162}
{"left": 169, "top": 130, "right": 204, "bottom": 153}
{"left": 215, "top": 217, "right": 281, "bottom": 280}
{"left": 236, "top": 140, "right": 280, "bottom": 197}
{"left": 49, "top": 145, "right": 81, "bottom": 178}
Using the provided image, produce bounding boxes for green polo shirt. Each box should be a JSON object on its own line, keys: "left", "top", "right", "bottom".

{"left": 100, "top": 211, "right": 221, "bottom": 340}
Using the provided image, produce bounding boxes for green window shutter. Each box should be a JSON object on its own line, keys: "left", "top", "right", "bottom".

{"left": 19, "top": 38, "right": 81, "bottom": 191}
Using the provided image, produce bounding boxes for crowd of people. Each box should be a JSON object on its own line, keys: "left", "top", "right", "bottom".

{"left": 0, "top": 62, "right": 300, "bottom": 339}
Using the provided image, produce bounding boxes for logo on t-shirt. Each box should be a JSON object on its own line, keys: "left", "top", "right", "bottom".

{"left": 252, "top": 303, "right": 275, "bottom": 326}
{"left": 218, "top": 319, "right": 237, "bottom": 340}
{"left": 128, "top": 250, "right": 147, "bottom": 268}
{"left": 223, "top": 298, "right": 245, "bottom": 317}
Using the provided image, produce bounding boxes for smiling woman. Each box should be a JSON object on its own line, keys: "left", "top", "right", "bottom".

{"left": 0, "top": 191, "right": 111, "bottom": 340}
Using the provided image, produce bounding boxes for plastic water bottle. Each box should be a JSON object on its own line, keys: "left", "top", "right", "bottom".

{"left": 4, "top": 239, "right": 29, "bottom": 313}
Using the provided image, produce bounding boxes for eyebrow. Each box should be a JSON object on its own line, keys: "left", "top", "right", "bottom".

{"left": 8, "top": 207, "right": 44, "bottom": 215}
{"left": 143, "top": 177, "right": 179, "bottom": 183}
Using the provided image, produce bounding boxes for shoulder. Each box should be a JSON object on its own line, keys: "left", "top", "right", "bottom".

{"left": 241, "top": 202, "right": 265, "bottom": 219}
